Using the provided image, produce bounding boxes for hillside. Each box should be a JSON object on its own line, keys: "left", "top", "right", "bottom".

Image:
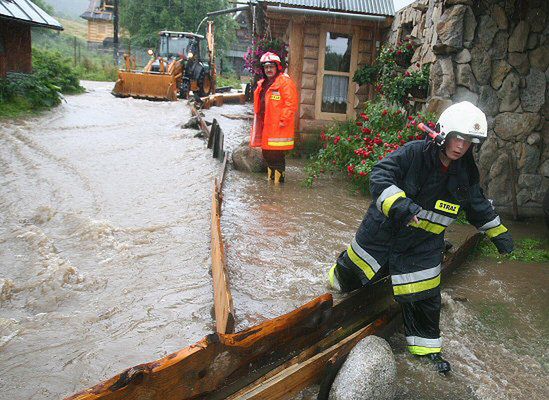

{"left": 57, "top": 17, "right": 88, "bottom": 40}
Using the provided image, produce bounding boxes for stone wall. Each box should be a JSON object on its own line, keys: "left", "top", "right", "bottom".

{"left": 390, "top": 0, "right": 548, "bottom": 216}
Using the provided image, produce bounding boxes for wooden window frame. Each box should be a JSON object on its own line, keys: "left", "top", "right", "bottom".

{"left": 315, "top": 24, "right": 359, "bottom": 121}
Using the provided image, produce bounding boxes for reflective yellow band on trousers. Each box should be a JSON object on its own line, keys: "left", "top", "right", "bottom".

{"left": 347, "top": 245, "right": 375, "bottom": 280}
{"left": 407, "top": 345, "right": 442, "bottom": 355}
{"left": 393, "top": 274, "right": 441, "bottom": 296}
{"left": 408, "top": 219, "right": 446, "bottom": 234}
{"left": 485, "top": 224, "right": 508, "bottom": 238}
{"left": 328, "top": 264, "right": 337, "bottom": 287}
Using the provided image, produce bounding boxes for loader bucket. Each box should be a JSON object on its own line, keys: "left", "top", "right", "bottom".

{"left": 112, "top": 71, "right": 179, "bottom": 101}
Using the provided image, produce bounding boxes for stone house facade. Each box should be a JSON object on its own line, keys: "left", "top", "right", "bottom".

{"left": 389, "top": 0, "right": 548, "bottom": 216}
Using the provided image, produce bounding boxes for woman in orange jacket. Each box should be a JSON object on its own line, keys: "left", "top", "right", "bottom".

{"left": 250, "top": 52, "right": 298, "bottom": 183}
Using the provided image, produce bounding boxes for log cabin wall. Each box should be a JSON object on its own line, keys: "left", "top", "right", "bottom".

{"left": 87, "top": 20, "right": 114, "bottom": 43}
{"left": 0, "top": 21, "right": 32, "bottom": 77}
{"left": 264, "top": 11, "right": 387, "bottom": 148}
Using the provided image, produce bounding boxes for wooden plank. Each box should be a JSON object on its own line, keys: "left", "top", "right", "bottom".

{"left": 211, "top": 179, "right": 234, "bottom": 334}
{"left": 288, "top": 19, "right": 304, "bottom": 133}
{"left": 190, "top": 103, "right": 210, "bottom": 139}
{"left": 229, "top": 306, "right": 400, "bottom": 400}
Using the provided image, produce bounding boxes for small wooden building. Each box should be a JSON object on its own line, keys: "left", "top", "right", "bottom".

{"left": 0, "top": 0, "right": 63, "bottom": 77}
{"left": 80, "top": 0, "right": 114, "bottom": 46}
{"left": 257, "top": 0, "right": 394, "bottom": 140}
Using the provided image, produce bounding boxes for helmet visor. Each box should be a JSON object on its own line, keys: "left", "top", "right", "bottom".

{"left": 454, "top": 133, "right": 481, "bottom": 144}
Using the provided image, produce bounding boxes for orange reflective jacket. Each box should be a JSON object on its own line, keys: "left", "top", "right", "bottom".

{"left": 250, "top": 73, "right": 298, "bottom": 151}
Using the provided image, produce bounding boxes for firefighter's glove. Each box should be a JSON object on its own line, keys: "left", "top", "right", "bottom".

{"left": 492, "top": 231, "right": 514, "bottom": 254}
{"left": 389, "top": 197, "right": 422, "bottom": 229}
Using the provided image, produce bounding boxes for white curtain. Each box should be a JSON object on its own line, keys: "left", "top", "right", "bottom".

{"left": 322, "top": 75, "right": 348, "bottom": 112}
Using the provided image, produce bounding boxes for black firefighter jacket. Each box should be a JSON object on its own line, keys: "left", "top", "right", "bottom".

{"left": 337, "top": 139, "right": 513, "bottom": 303}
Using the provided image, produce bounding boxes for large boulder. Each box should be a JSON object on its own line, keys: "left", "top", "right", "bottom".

{"left": 497, "top": 72, "right": 520, "bottom": 112}
{"left": 329, "top": 336, "right": 397, "bottom": 400}
{"left": 494, "top": 112, "right": 541, "bottom": 140}
{"left": 508, "top": 21, "right": 530, "bottom": 53}
{"left": 232, "top": 140, "right": 267, "bottom": 172}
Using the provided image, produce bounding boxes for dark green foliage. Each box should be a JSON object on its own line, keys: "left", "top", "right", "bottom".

{"left": 477, "top": 237, "right": 549, "bottom": 263}
{"left": 0, "top": 48, "right": 84, "bottom": 118}
{"left": 353, "top": 64, "right": 379, "bottom": 86}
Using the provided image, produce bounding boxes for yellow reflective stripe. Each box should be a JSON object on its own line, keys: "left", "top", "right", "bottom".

{"left": 347, "top": 245, "right": 375, "bottom": 280}
{"left": 393, "top": 274, "right": 441, "bottom": 296}
{"left": 267, "top": 140, "right": 294, "bottom": 147}
{"left": 328, "top": 264, "right": 337, "bottom": 287}
{"left": 409, "top": 219, "right": 446, "bottom": 234}
{"left": 485, "top": 224, "right": 508, "bottom": 238}
{"left": 407, "top": 346, "right": 442, "bottom": 355}
{"left": 382, "top": 191, "right": 406, "bottom": 217}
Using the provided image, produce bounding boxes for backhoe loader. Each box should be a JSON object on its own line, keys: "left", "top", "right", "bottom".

{"left": 112, "top": 30, "right": 214, "bottom": 101}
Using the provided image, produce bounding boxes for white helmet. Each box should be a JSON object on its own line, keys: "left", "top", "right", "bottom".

{"left": 437, "top": 101, "right": 487, "bottom": 144}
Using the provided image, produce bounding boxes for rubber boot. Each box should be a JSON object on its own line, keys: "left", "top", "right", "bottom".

{"left": 426, "top": 353, "right": 451, "bottom": 374}
{"left": 267, "top": 167, "right": 274, "bottom": 181}
{"left": 274, "top": 169, "right": 285, "bottom": 183}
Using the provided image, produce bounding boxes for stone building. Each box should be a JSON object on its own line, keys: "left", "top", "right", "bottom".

{"left": 390, "top": 0, "right": 548, "bottom": 216}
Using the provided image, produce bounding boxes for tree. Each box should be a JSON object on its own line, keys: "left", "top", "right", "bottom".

{"left": 119, "top": 0, "right": 237, "bottom": 58}
{"left": 33, "top": 0, "right": 55, "bottom": 15}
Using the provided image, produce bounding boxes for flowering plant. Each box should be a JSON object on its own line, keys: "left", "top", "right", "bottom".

{"left": 243, "top": 36, "right": 288, "bottom": 75}
{"left": 305, "top": 100, "right": 436, "bottom": 189}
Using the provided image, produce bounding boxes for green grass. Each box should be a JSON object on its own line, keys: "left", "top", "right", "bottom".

{"left": 216, "top": 73, "right": 243, "bottom": 89}
{"left": 0, "top": 97, "right": 35, "bottom": 119}
{"left": 477, "top": 237, "right": 549, "bottom": 263}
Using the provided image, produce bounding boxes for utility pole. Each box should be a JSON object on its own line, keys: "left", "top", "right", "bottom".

{"left": 113, "top": 0, "right": 119, "bottom": 66}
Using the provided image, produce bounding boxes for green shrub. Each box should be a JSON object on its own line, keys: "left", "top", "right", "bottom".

{"left": 353, "top": 64, "right": 379, "bottom": 86}
{"left": 305, "top": 100, "right": 437, "bottom": 190}
{"left": 32, "top": 47, "right": 84, "bottom": 94}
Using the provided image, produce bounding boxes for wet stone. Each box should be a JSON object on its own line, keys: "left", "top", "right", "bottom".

{"left": 454, "top": 48, "right": 471, "bottom": 64}
{"left": 491, "top": 60, "right": 512, "bottom": 90}
{"left": 508, "top": 52, "right": 530, "bottom": 76}
{"left": 232, "top": 140, "right": 267, "bottom": 173}
{"left": 329, "top": 336, "right": 396, "bottom": 400}
{"left": 456, "top": 63, "right": 478, "bottom": 92}
{"left": 475, "top": 14, "right": 498, "bottom": 50}
{"left": 497, "top": 72, "right": 520, "bottom": 112}
{"left": 471, "top": 46, "right": 492, "bottom": 85}
{"left": 491, "top": 31, "right": 509, "bottom": 60}
{"left": 452, "top": 86, "right": 479, "bottom": 105}
{"left": 508, "top": 21, "right": 530, "bottom": 53}
{"left": 494, "top": 112, "right": 540, "bottom": 140}
{"left": 521, "top": 68, "right": 547, "bottom": 113}
{"left": 478, "top": 85, "right": 499, "bottom": 116}
{"left": 436, "top": 5, "right": 466, "bottom": 50}
{"left": 492, "top": 4, "right": 508, "bottom": 30}
{"left": 529, "top": 45, "right": 549, "bottom": 71}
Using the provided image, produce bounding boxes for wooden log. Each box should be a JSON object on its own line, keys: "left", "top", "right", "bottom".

{"left": 190, "top": 103, "right": 210, "bottom": 139}
{"left": 211, "top": 179, "right": 234, "bottom": 334}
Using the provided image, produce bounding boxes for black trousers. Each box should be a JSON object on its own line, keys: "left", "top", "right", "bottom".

{"left": 262, "top": 149, "right": 286, "bottom": 171}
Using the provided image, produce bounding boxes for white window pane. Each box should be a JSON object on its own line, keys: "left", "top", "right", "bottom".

{"left": 324, "top": 33, "right": 352, "bottom": 72}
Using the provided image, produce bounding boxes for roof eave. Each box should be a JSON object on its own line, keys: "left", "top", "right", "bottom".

{"left": 0, "top": 15, "right": 63, "bottom": 30}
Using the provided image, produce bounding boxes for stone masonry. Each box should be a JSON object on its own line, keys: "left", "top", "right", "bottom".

{"left": 389, "top": 0, "right": 548, "bottom": 216}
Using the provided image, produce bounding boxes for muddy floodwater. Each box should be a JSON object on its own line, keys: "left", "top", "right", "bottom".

{"left": 0, "top": 82, "right": 547, "bottom": 400}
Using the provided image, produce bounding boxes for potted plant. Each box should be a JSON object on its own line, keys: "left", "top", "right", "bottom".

{"left": 405, "top": 65, "right": 430, "bottom": 99}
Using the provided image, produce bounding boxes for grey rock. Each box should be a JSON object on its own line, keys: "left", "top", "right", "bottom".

{"left": 494, "top": 112, "right": 541, "bottom": 140}
{"left": 527, "top": 7, "right": 547, "bottom": 33}
{"left": 489, "top": 152, "right": 509, "bottom": 179}
{"left": 518, "top": 173, "right": 543, "bottom": 189}
{"left": 491, "top": 60, "right": 512, "bottom": 90}
{"left": 509, "top": 21, "right": 530, "bottom": 53}
{"left": 541, "top": 159, "right": 549, "bottom": 177}
{"left": 529, "top": 45, "right": 549, "bottom": 71}
{"left": 498, "top": 72, "right": 520, "bottom": 112}
{"left": 491, "top": 31, "right": 509, "bottom": 60}
{"left": 432, "top": 57, "right": 456, "bottom": 97}
{"left": 181, "top": 116, "right": 200, "bottom": 130}
{"left": 478, "top": 85, "right": 499, "bottom": 116}
{"left": 527, "top": 33, "right": 539, "bottom": 50}
{"left": 329, "top": 336, "right": 397, "bottom": 400}
{"left": 521, "top": 69, "right": 547, "bottom": 113}
{"left": 517, "top": 143, "right": 541, "bottom": 174}
{"left": 455, "top": 49, "right": 471, "bottom": 63}
{"left": 232, "top": 141, "right": 267, "bottom": 173}
{"left": 456, "top": 63, "right": 478, "bottom": 92}
{"left": 433, "top": 44, "right": 459, "bottom": 55}
{"left": 492, "top": 4, "right": 508, "bottom": 30}
{"left": 527, "top": 132, "right": 541, "bottom": 145}
{"left": 463, "top": 6, "right": 477, "bottom": 46}
{"left": 471, "top": 46, "right": 492, "bottom": 85}
{"left": 436, "top": 5, "right": 466, "bottom": 50}
{"left": 508, "top": 52, "right": 530, "bottom": 76}
{"left": 516, "top": 188, "right": 531, "bottom": 206}
{"left": 427, "top": 97, "right": 454, "bottom": 116}
{"left": 446, "top": 0, "right": 473, "bottom": 5}
{"left": 476, "top": 15, "right": 499, "bottom": 50}
{"left": 452, "top": 86, "right": 479, "bottom": 105}
{"left": 478, "top": 137, "right": 499, "bottom": 176}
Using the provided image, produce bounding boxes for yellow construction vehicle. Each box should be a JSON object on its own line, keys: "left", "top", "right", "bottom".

{"left": 112, "top": 30, "right": 214, "bottom": 101}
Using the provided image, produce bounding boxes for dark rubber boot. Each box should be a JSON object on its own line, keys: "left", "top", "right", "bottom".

{"left": 426, "top": 353, "right": 452, "bottom": 374}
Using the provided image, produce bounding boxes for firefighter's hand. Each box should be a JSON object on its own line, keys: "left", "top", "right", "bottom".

{"left": 408, "top": 215, "right": 419, "bottom": 226}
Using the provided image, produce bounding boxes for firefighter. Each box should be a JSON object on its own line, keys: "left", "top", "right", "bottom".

{"left": 328, "top": 101, "right": 514, "bottom": 373}
{"left": 250, "top": 52, "right": 298, "bottom": 183}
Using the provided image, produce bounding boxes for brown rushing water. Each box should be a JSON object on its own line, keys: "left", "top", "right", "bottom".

{"left": 0, "top": 84, "right": 546, "bottom": 400}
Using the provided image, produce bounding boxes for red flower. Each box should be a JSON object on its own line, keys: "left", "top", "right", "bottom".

{"left": 356, "top": 121, "right": 363, "bottom": 127}
{"left": 405, "top": 71, "right": 411, "bottom": 77}
{"left": 382, "top": 109, "right": 388, "bottom": 116}
{"left": 396, "top": 50, "right": 402, "bottom": 55}
{"left": 395, "top": 109, "right": 402, "bottom": 115}
{"left": 378, "top": 155, "right": 383, "bottom": 160}
{"left": 406, "top": 44, "right": 413, "bottom": 50}
{"left": 361, "top": 127, "right": 372, "bottom": 134}
{"left": 408, "top": 135, "right": 414, "bottom": 140}
{"left": 408, "top": 116, "right": 414, "bottom": 121}
{"left": 333, "top": 135, "right": 341, "bottom": 145}
{"left": 416, "top": 63, "right": 420, "bottom": 68}
{"left": 360, "top": 113, "right": 369, "bottom": 121}
{"left": 347, "top": 164, "right": 355, "bottom": 174}
{"left": 428, "top": 121, "right": 436, "bottom": 129}
{"left": 415, "top": 134, "right": 423, "bottom": 140}
{"left": 361, "top": 160, "right": 366, "bottom": 165}
{"left": 374, "top": 138, "right": 383, "bottom": 145}
{"left": 320, "top": 131, "right": 327, "bottom": 141}
{"left": 359, "top": 171, "right": 367, "bottom": 176}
